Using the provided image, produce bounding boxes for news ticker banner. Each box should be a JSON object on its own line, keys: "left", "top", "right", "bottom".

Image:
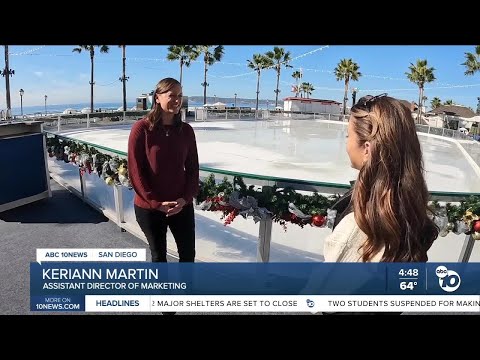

{"left": 30, "top": 248, "right": 480, "bottom": 312}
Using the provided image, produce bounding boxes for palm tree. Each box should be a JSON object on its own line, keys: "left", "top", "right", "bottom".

{"left": 247, "top": 54, "right": 274, "bottom": 111}
{"left": 3, "top": 45, "right": 12, "bottom": 119}
{"left": 405, "top": 59, "right": 435, "bottom": 123}
{"left": 73, "top": 45, "right": 110, "bottom": 113}
{"left": 300, "top": 82, "right": 315, "bottom": 98}
{"left": 119, "top": 45, "right": 129, "bottom": 112}
{"left": 422, "top": 95, "right": 428, "bottom": 109}
{"left": 334, "top": 59, "right": 361, "bottom": 115}
{"left": 196, "top": 45, "right": 224, "bottom": 105}
{"left": 430, "top": 97, "right": 442, "bottom": 109}
{"left": 442, "top": 99, "right": 455, "bottom": 128}
{"left": 292, "top": 70, "right": 302, "bottom": 97}
{"left": 266, "top": 47, "right": 292, "bottom": 107}
{"left": 461, "top": 45, "right": 480, "bottom": 76}
{"left": 166, "top": 45, "right": 199, "bottom": 85}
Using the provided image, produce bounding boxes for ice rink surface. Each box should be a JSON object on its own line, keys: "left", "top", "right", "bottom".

{"left": 57, "top": 119, "right": 480, "bottom": 193}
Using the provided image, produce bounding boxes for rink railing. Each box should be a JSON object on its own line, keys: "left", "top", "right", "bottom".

{"left": 33, "top": 109, "right": 475, "bottom": 145}
{"left": 193, "top": 108, "right": 475, "bottom": 139}
{"left": 43, "top": 130, "right": 479, "bottom": 263}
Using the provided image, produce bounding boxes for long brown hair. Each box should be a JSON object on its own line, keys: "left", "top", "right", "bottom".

{"left": 350, "top": 95, "right": 438, "bottom": 262}
{"left": 145, "top": 77, "right": 183, "bottom": 131}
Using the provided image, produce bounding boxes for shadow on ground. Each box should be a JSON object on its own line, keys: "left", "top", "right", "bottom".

{"left": 0, "top": 186, "right": 108, "bottom": 224}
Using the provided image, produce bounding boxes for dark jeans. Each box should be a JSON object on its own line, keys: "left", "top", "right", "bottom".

{"left": 134, "top": 203, "right": 195, "bottom": 262}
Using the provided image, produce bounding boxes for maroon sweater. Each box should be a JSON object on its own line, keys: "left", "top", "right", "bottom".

{"left": 127, "top": 118, "right": 199, "bottom": 210}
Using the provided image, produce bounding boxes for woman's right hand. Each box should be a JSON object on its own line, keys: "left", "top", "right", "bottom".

{"left": 157, "top": 201, "right": 177, "bottom": 213}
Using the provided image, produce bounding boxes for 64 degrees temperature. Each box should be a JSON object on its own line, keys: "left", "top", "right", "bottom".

{"left": 400, "top": 281, "right": 417, "bottom": 290}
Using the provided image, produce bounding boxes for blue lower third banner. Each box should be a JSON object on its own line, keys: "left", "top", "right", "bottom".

{"left": 30, "top": 262, "right": 480, "bottom": 313}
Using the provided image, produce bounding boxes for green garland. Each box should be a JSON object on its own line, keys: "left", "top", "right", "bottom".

{"left": 45, "top": 135, "right": 128, "bottom": 185}
{"left": 196, "top": 173, "right": 338, "bottom": 227}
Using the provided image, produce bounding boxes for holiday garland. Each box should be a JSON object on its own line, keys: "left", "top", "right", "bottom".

{"left": 46, "top": 134, "right": 130, "bottom": 187}
{"left": 195, "top": 173, "right": 339, "bottom": 230}
{"left": 45, "top": 134, "right": 480, "bottom": 238}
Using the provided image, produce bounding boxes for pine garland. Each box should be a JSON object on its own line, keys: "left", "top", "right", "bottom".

{"left": 196, "top": 173, "right": 339, "bottom": 228}
{"left": 45, "top": 134, "right": 129, "bottom": 187}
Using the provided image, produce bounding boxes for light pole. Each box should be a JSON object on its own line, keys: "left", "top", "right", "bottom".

{"left": 44, "top": 95, "right": 48, "bottom": 116}
{"left": 19, "top": 88, "right": 24, "bottom": 116}
{"left": 119, "top": 45, "right": 129, "bottom": 112}
{"left": 234, "top": 93, "right": 237, "bottom": 107}
{"left": 214, "top": 94, "right": 217, "bottom": 103}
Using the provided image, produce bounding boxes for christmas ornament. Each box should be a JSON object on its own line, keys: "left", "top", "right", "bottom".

{"left": 311, "top": 214, "right": 326, "bottom": 227}
{"left": 105, "top": 177, "right": 114, "bottom": 186}
{"left": 473, "top": 221, "right": 480, "bottom": 233}
{"left": 118, "top": 165, "right": 127, "bottom": 176}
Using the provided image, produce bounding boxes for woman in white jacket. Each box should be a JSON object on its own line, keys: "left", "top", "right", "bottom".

{"left": 324, "top": 94, "right": 439, "bottom": 263}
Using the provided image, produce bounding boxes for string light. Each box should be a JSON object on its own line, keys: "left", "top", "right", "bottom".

{"left": 10, "top": 46, "right": 45, "bottom": 56}
{"left": 214, "top": 46, "right": 330, "bottom": 79}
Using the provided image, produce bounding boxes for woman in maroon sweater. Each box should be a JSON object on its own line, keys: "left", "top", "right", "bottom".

{"left": 128, "top": 77, "right": 199, "bottom": 262}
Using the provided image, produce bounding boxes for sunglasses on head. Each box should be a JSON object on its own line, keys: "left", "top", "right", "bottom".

{"left": 356, "top": 93, "right": 388, "bottom": 111}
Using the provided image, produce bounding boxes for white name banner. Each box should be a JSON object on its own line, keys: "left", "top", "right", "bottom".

{"left": 36, "top": 249, "right": 146, "bottom": 263}
{"left": 84, "top": 295, "right": 480, "bottom": 313}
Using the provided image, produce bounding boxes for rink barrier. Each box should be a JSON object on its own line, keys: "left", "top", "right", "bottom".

{"left": 43, "top": 130, "right": 479, "bottom": 263}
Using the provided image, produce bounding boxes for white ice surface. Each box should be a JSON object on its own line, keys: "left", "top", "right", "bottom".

{"left": 57, "top": 120, "right": 480, "bottom": 192}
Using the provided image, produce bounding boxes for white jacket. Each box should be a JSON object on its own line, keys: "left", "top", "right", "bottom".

{"left": 324, "top": 212, "right": 384, "bottom": 262}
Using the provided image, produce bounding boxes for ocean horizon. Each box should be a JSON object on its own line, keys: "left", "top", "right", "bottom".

{"left": 9, "top": 100, "right": 276, "bottom": 117}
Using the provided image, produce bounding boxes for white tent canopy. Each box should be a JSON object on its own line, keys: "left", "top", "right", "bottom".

{"left": 203, "top": 102, "right": 226, "bottom": 109}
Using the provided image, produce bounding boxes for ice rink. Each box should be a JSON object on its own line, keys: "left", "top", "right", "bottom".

{"left": 55, "top": 119, "right": 480, "bottom": 193}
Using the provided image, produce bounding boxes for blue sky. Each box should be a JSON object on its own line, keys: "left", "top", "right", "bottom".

{"left": 2, "top": 45, "right": 479, "bottom": 110}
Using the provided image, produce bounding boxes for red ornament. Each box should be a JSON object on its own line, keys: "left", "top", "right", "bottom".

{"left": 312, "top": 214, "right": 325, "bottom": 227}
{"left": 473, "top": 221, "right": 480, "bottom": 233}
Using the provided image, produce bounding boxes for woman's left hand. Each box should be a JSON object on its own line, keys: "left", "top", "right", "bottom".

{"left": 166, "top": 198, "right": 187, "bottom": 217}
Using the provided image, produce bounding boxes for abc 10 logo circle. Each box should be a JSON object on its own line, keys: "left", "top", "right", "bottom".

{"left": 436, "top": 266, "right": 461, "bottom": 292}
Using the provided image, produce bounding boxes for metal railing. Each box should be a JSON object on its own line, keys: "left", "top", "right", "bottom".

{"left": 194, "top": 108, "right": 350, "bottom": 122}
